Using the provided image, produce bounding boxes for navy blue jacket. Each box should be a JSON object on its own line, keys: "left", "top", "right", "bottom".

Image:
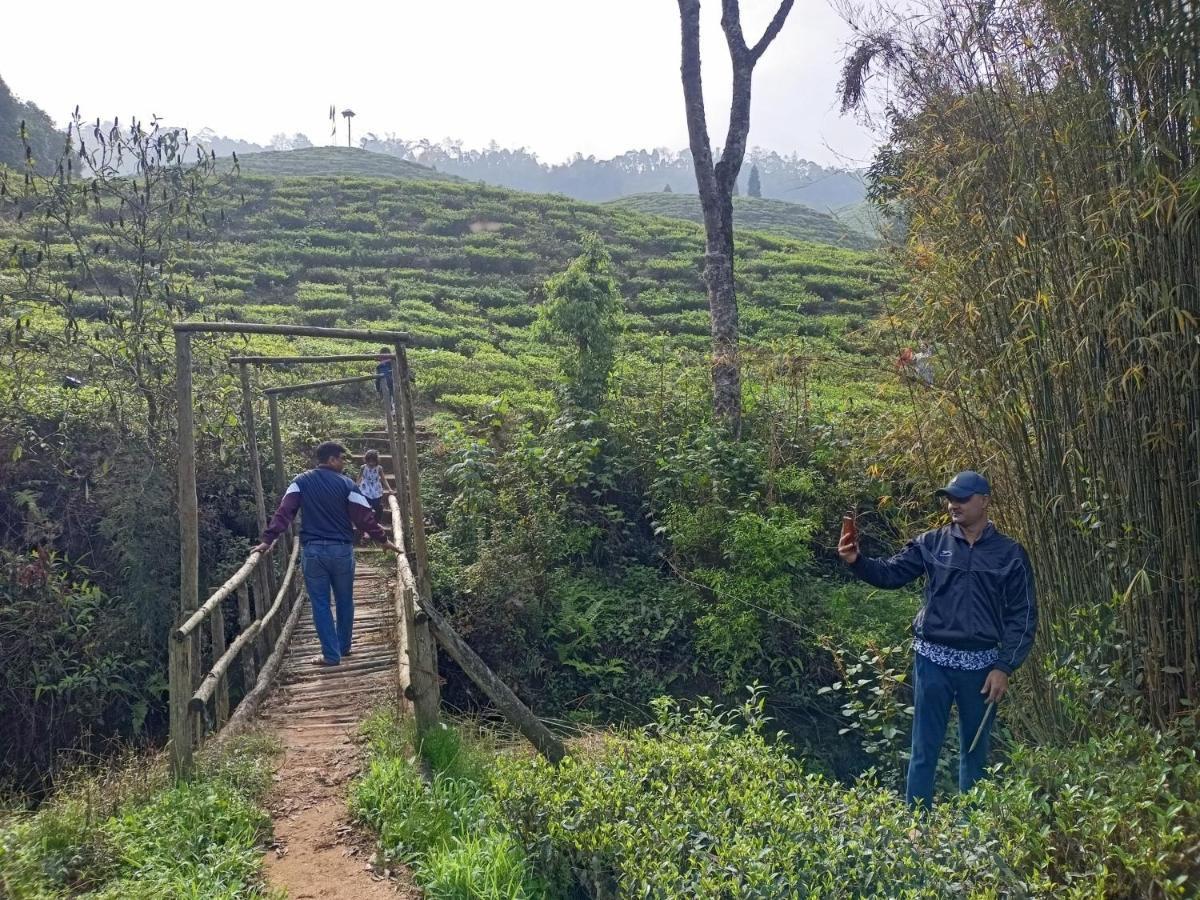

{"left": 849, "top": 523, "right": 1037, "bottom": 674}
{"left": 261, "top": 467, "right": 387, "bottom": 547}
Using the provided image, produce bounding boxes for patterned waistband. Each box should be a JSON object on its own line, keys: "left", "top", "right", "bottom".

{"left": 913, "top": 638, "right": 999, "bottom": 670}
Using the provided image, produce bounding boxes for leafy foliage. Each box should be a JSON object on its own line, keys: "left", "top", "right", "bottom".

{"left": 539, "top": 237, "right": 621, "bottom": 416}
{"left": 0, "top": 550, "right": 160, "bottom": 795}
{"left": 0, "top": 77, "right": 61, "bottom": 175}
{"left": 493, "top": 694, "right": 1200, "bottom": 898}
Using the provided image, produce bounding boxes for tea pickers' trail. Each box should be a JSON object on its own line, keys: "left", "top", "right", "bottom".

{"left": 257, "top": 558, "right": 420, "bottom": 899}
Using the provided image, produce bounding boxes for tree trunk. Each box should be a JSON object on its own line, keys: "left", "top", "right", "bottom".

{"left": 677, "top": 0, "right": 794, "bottom": 439}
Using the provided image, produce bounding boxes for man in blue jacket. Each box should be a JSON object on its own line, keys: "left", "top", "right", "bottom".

{"left": 254, "top": 441, "right": 400, "bottom": 667}
{"left": 838, "top": 471, "right": 1037, "bottom": 807}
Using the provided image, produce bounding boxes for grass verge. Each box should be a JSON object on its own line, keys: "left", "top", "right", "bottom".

{"left": 0, "top": 732, "right": 281, "bottom": 899}
{"left": 350, "top": 710, "right": 554, "bottom": 899}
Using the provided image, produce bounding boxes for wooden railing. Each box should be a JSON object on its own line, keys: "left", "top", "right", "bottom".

{"left": 170, "top": 322, "right": 564, "bottom": 777}
{"left": 168, "top": 532, "right": 304, "bottom": 771}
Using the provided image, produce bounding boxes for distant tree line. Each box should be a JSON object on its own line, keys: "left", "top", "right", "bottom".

{"left": 358, "top": 135, "right": 864, "bottom": 208}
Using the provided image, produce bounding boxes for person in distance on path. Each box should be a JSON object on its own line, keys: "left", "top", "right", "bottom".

{"left": 254, "top": 441, "right": 401, "bottom": 667}
{"left": 838, "top": 471, "right": 1037, "bottom": 808}
{"left": 374, "top": 348, "right": 394, "bottom": 403}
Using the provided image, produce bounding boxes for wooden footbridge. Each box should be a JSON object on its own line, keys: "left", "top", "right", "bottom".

{"left": 167, "top": 322, "right": 564, "bottom": 784}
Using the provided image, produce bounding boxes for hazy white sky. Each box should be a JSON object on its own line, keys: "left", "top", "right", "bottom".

{"left": 4, "top": 0, "right": 876, "bottom": 167}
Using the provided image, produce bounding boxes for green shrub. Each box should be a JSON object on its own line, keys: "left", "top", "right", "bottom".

{"left": 492, "top": 695, "right": 1200, "bottom": 898}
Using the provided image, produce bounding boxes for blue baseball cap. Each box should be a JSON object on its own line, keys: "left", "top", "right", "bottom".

{"left": 935, "top": 471, "right": 991, "bottom": 500}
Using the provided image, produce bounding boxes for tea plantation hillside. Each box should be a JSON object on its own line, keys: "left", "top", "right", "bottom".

{"left": 235, "top": 146, "right": 462, "bottom": 182}
{"left": 607, "top": 192, "right": 876, "bottom": 249}
{"left": 174, "top": 171, "right": 894, "bottom": 415}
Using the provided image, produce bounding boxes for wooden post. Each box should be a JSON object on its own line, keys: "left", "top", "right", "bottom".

{"left": 267, "top": 394, "right": 292, "bottom": 587}
{"left": 236, "top": 582, "right": 257, "bottom": 693}
{"left": 210, "top": 600, "right": 230, "bottom": 728}
{"left": 253, "top": 563, "right": 272, "bottom": 659}
{"left": 401, "top": 579, "right": 439, "bottom": 734}
{"left": 240, "top": 364, "right": 279, "bottom": 613}
{"left": 268, "top": 395, "right": 287, "bottom": 501}
{"left": 240, "top": 364, "right": 269, "bottom": 535}
{"left": 393, "top": 345, "right": 441, "bottom": 721}
{"left": 171, "top": 331, "right": 198, "bottom": 776}
{"left": 382, "top": 390, "right": 411, "bottom": 545}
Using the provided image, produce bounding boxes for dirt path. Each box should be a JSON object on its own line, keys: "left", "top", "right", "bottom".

{"left": 258, "top": 559, "right": 421, "bottom": 899}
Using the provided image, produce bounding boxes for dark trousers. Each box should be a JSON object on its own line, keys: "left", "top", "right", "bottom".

{"left": 906, "top": 653, "right": 996, "bottom": 808}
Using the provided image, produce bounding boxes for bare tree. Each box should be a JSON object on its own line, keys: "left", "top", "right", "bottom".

{"left": 677, "top": 0, "right": 794, "bottom": 437}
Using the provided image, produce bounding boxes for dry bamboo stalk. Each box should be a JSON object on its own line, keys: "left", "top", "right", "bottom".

{"left": 190, "top": 621, "right": 263, "bottom": 712}
{"left": 218, "top": 588, "right": 307, "bottom": 738}
{"left": 419, "top": 594, "right": 565, "bottom": 763}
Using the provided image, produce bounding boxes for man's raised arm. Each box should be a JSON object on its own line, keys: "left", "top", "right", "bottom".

{"left": 848, "top": 537, "right": 927, "bottom": 589}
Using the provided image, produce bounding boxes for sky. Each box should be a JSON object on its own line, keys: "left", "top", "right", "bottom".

{"left": 3, "top": 0, "right": 878, "bottom": 167}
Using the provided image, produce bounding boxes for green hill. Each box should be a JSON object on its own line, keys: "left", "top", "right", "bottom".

{"left": 236, "top": 146, "right": 460, "bottom": 182}
{"left": 188, "top": 175, "right": 892, "bottom": 413}
{"left": 606, "top": 192, "right": 876, "bottom": 250}
{"left": 1, "top": 168, "right": 894, "bottom": 418}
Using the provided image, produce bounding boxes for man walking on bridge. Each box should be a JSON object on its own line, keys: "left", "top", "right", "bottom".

{"left": 838, "top": 471, "right": 1037, "bottom": 808}
{"left": 255, "top": 441, "right": 401, "bottom": 667}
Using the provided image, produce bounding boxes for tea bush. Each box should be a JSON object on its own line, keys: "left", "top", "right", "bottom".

{"left": 492, "top": 695, "right": 1200, "bottom": 898}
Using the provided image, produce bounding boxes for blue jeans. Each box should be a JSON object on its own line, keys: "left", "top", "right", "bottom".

{"left": 301, "top": 541, "right": 355, "bottom": 664}
{"left": 906, "top": 653, "right": 996, "bottom": 808}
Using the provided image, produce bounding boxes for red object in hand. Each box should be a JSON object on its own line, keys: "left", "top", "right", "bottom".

{"left": 840, "top": 512, "right": 858, "bottom": 545}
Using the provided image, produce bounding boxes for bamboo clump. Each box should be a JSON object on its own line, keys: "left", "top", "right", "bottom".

{"left": 841, "top": 0, "right": 1199, "bottom": 731}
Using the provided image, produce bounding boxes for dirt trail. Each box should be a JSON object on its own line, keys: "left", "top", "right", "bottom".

{"left": 257, "top": 559, "right": 420, "bottom": 899}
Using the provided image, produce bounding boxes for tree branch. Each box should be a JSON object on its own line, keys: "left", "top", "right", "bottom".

{"left": 720, "top": 0, "right": 750, "bottom": 60}
{"left": 749, "top": 0, "right": 795, "bottom": 62}
{"left": 678, "top": 0, "right": 717, "bottom": 199}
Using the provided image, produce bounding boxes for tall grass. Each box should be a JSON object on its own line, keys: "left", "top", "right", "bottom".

{"left": 350, "top": 711, "right": 551, "bottom": 899}
{"left": 842, "top": 0, "right": 1199, "bottom": 731}
{"left": 0, "top": 733, "right": 278, "bottom": 898}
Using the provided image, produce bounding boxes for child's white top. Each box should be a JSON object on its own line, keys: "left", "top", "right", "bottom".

{"left": 359, "top": 464, "right": 384, "bottom": 499}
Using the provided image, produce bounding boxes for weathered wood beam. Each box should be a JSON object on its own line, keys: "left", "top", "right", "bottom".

{"left": 229, "top": 354, "right": 393, "bottom": 364}
{"left": 420, "top": 594, "right": 566, "bottom": 764}
{"left": 217, "top": 587, "right": 308, "bottom": 739}
{"left": 175, "top": 552, "right": 263, "bottom": 640}
{"left": 171, "top": 330, "right": 198, "bottom": 776}
{"left": 262, "top": 374, "right": 376, "bottom": 396}
{"left": 173, "top": 322, "right": 408, "bottom": 342}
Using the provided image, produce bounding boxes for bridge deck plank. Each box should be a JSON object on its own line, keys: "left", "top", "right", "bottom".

{"left": 257, "top": 557, "right": 417, "bottom": 898}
